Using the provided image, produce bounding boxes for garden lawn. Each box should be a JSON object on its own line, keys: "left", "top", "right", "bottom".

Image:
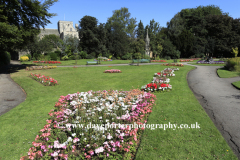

{"left": 217, "top": 67, "right": 240, "bottom": 90}
{"left": 232, "top": 81, "right": 240, "bottom": 89}
{"left": 21, "top": 59, "right": 132, "bottom": 66}
{"left": 217, "top": 67, "right": 240, "bottom": 78}
{"left": 193, "top": 63, "right": 225, "bottom": 66}
{"left": 0, "top": 65, "right": 237, "bottom": 159}
{"left": 21, "top": 59, "right": 200, "bottom": 66}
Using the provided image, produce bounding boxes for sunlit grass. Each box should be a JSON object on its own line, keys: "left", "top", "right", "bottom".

{"left": 0, "top": 65, "right": 237, "bottom": 159}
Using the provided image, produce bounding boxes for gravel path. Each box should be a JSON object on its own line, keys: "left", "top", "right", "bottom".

{"left": 187, "top": 64, "right": 240, "bottom": 159}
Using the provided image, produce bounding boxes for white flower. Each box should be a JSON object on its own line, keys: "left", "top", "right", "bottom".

{"left": 99, "top": 116, "right": 102, "bottom": 119}
{"left": 72, "top": 133, "right": 76, "bottom": 137}
{"left": 67, "top": 137, "right": 73, "bottom": 142}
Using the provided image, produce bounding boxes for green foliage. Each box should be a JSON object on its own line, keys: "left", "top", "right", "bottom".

{"left": 232, "top": 47, "right": 238, "bottom": 57}
{"left": 0, "top": 0, "right": 58, "bottom": 53}
{"left": 162, "top": 39, "right": 180, "bottom": 59}
{"left": 62, "top": 55, "right": 68, "bottom": 60}
{"left": 33, "top": 53, "right": 41, "bottom": 60}
{"left": 49, "top": 52, "right": 58, "bottom": 61}
{"left": 225, "top": 59, "right": 237, "bottom": 71}
{"left": 107, "top": 7, "right": 137, "bottom": 38}
{"left": 79, "top": 51, "right": 87, "bottom": 59}
{"left": 166, "top": 5, "right": 234, "bottom": 58}
{"left": 122, "top": 53, "right": 132, "bottom": 60}
{"left": 86, "top": 54, "right": 94, "bottom": 59}
{"left": 137, "top": 20, "right": 144, "bottom": 40}
{"left": 0, "top": 51, "right": 11, "bottom": 66}
{"left": 54, "top": 50, "right": 61, "bottom": 57}
{"left": 26, "top": 54, "right": 32, "bottom": 60}
{"left": 79, "top": 16, "right": 100, "bottom": 55}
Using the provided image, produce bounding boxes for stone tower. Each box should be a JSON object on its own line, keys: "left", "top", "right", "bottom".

{"left": 58, "top": 21, "right": 79, "bottom": 39}
{"left": 145, "top": 29, "right": 150, "bottom": 56}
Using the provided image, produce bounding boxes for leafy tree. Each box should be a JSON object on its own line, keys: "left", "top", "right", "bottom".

{"left": 57, "top": 35, "right": 79, "bottom": 60}
{"left": 0, "top": 0, "right": 58, "bottom": 53}
{"left": 105, "top": 7, "right": 136, "bottom": 58}
{"left": 167, "top": 5, "right": 224, "bottom": 57}
{"left": 144, "top": 19, "right": 161, "bottom": 58}
{"left": 162, "top": 39, "right": 180, "bottom": 59}
{"left": 136, "top": 20, "right": 144, "bottom": 40}
{"left": 205, "top": 14, "right": 237, "bottom": 57}
{"left": 107, "top": 7, "right": 137, "bottom": 38}
{"left": 174, "top": 29, "right": 194, "bottom": 58}
{"left": 79, "top": 15, "right": 101, "bottom": 57}
{"left": 41, "top": 34, "right": 63, "bottom": 50}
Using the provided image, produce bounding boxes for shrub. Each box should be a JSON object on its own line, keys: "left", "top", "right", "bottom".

{"left": 62, "top": 55, "right": 68, "bottom": 60}
{"left": 54, "top": 50, "right": 61, "bottom": 57}
{"left": 164, "top": 56, "right": 171, "bottom": 60}
{"left": 225, "top": 58, "right": 239, "bottom": 71}
{"left": 33, "top": 53, "right": 41, "bottom": 60}
{"left": 122, "top": 53, "right": 132, "bottom": 60}
{"left": 86, "top": 54, "right": 94, "bottom": 59}
{"left": 0, "top": 51, "right": 11, "bottom": 66}
{"left": 26, "top": 54, "right": 31, "bottom": 60}
{"left": 49, "top": 52, "right": 58, "bottom": 61}
{"left": 20, "top": 55, "right": 29, "bottom": 62}
{"left": 79, "top": 51, "right": 87, "bottom": 59}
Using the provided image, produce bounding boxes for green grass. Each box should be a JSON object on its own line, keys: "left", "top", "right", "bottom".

{"left": 232, "top": 81, "right": 240, "bottom": 89}
{"left": 21, "top": 59, "right": 132, "bottom": 66}
{"left": 20, "top": 59, "right": 200, "bottom": 66}
{"left": 217, "top": 67, "right": 240, "bottom": 90}
{"left": 0, "top": 65, "right": 237, "bottom": 159}
{"left": 217, "top": 67, "right": 240, "bottom": 78}
{"left": 193, "top": 63, "right": 225, "bottom": 66}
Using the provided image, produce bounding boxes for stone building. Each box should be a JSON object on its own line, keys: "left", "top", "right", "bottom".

{"left": 18, "top": 20, "right": 79, "bottom": 59}
{"left": 39, "top": 20, "right": 79, "bottom": 40}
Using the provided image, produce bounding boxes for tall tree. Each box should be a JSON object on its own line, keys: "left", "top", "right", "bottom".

{"left": 136, "top": 20, "right": 144, "bottom": 40}
{"left": 167, "top": 5, "right": 224, "bottom": 57}
{"left": 105, "top": 7, "right": 136, "bottom": 58}
{"left": 107, "top": 7, "right": 137, "bottom": 38}
{"left": 79, "top": 16, "right": 100, "bottom": 56}
{"left": 0, "top": 0, "right": 58, "bottom": 52}
{"left": 205, "top": 15, "right": 239, "bottom": 57}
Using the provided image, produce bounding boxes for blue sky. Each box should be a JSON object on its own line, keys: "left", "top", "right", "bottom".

{"left": 45, "top": 0, "right": 240, "bottom": 29}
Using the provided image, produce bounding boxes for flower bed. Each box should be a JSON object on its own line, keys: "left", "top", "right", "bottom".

{"left": 197, "top": 60, "right": 225, "bottom": 64}
{"left": 29, "top": 73, "right": 58, "bottom": 86}
{"left": 179, "top": 59, "right": 193, "bottom": 62}
{"left": 33, "top": 61, "right": 61, "bottom": 64}
{"left": 141, "top": 68, "right": 179, "bottom": 92}
{"left": 151, "top": 60, "right": 167, "bottom": 62}
{"left": 26, "top": 66, "right": 57, "bottom": 71}
{"left": 104, "top": 69, "right": 122, "bottom": 73}
{"left": 21, "top": 89, "right": 156, "bottom": 160}
{"left": 162, "top": 63, "right": 184, "bottom": 67}
{"left": 141, "top": 83, "right": 172, "bottom": 92}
